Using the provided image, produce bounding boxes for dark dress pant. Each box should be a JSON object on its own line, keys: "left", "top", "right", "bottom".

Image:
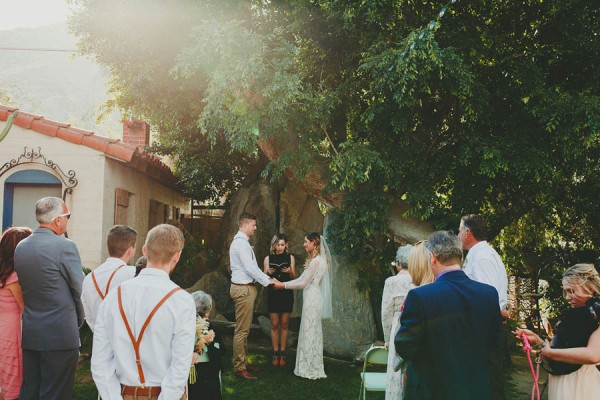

{"left": 20, "top": 348, "right": 79, "bottom": 400}
{"left": 488, "top": 323, "right": 509, "bottom": 400}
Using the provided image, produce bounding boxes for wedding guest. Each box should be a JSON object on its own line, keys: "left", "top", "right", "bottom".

{"left": 408, "top": 240, "right": 434, "bottom": 287}
{"left": 81, "top": 225, "right": 137, "bottom": 331}
{"left": 458, "top": 214, "right": 509, "bottom": 400}
{"left": 0, "top": 227, "right": 32, "bottom": 400}
{"left": 514, "top": 263, "right": 600, "bottom": 400}
{"left": 386, "top": 240, "right": 434, "bottom": 394}
{"left": 15, "top": 197, "right": 84, "bottom": 400}
{"left": 134, "top": 255, "right": 148, "bottom": 277}
{"left": 229, "top": 212, "right": 279, "bottom": 380}
{"left": 396, "top": 231, "right": 502, "bottom": 399}
{"left": 189, "top": 291, "right": 224, "bottom": 400}
{"left": 381, "top": 244, "right": 413, "bottom": 400}
{"left": 263, "top": 234, "right": 296, "bottom": 366}
{"left": 92, "top": 224, "right": 196, "bottom": 399}
{"left": 274, "top": 232, "right": 333, "bottom": 379}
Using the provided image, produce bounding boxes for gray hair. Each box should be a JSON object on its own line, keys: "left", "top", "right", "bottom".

{"left": 35, "top": 197, "right": 64, "bottom": 224}
{"left": 191, "top": 291, "right": 213, "bottom": 316}
{"left": 395, "top": 245, "right": 413, "bottom": 269}
{"left": 425, "top": 231, "right": 463, "bottom": 266}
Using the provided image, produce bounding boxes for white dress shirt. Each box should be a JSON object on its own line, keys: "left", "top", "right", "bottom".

{"left": 81, "top": 257, "right": 136, "bottom": 331}
{"left": 229, "top": 231, "right": 271, "bottom": 286}
{"left": 91, "top": 268, "right": 196, "bottom": 400}
{"left": 464, "top": 241, "right": 508, "bottom": 310}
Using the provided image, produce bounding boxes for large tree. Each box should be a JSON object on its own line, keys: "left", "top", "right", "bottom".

{"left": 71, "top": 0, "right": 599, "bottom": 307}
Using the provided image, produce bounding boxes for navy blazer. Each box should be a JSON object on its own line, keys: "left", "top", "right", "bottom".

{"left": 395, "top": 269, "right": 502, "bottom": 400}
{"left": 14, "top": 227, "right": 84, "bottom": 351}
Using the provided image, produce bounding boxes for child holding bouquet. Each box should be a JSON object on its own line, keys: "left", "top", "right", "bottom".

{"left": 189, "top": 291, "right": 224, "bottom": 400}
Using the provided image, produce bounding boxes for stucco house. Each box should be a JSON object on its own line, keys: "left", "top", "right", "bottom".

{"left": 0, "top": 105, "right": 190, "bottom": 268}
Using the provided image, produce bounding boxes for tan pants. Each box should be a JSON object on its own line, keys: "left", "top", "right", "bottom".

{"left": 230, "top": 284, "right": 257, "bottom": 372}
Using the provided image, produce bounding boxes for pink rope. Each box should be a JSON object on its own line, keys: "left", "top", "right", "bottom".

{"left": 520, "top": 332, "right": 541, "bottom": 400}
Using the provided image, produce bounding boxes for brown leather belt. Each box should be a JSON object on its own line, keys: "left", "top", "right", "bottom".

{"left": 121, "top": 384, "right": 161, "bottom": 397}
{"left": 232, "top": 282, "right": 255, "bottom": 286}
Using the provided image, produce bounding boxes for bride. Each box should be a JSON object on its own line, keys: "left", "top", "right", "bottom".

{"left": 274, "top": 232, "right": 332, "bottom": 379}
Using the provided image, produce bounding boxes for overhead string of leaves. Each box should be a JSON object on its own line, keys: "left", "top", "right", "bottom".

{"left": 331, "top": 1, "right": 463, "bottom": 196}
{"left": 392, "top": 0, "right": 458, "bottom": 67}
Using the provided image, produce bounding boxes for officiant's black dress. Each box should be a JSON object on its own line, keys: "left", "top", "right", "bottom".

{"left": 267, "top": 253, "right": 294, "bottom": 313}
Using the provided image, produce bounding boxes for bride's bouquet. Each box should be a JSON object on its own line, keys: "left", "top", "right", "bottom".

{"left": 195, "top": 316, "right": 216, "bottom": 354}
{"left": 189, "top": 315, "right": 216, "bottom": 384}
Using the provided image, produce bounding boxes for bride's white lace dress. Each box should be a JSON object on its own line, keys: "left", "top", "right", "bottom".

{"left": 285, "top": 255, "right": 327, "bottom": 379}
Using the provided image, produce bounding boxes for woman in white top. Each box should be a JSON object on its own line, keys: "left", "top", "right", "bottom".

{"left": 381, "top": 245, "right": 414, "bottom": 400}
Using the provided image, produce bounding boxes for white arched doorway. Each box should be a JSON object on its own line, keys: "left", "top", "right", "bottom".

{"left": 2, "top": 169, "right": 62, "bottom": 231}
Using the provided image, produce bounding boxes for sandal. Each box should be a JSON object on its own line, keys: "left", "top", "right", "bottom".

{"left": 272, "top": 355, "right": 280, "bottom": 366}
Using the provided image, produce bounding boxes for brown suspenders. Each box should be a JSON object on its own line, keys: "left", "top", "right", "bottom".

{"left": 92, "top": 264, "right": 125, "bottom": 300}
{"left": 117, "top": 285, "right": 182, "bottom": 387}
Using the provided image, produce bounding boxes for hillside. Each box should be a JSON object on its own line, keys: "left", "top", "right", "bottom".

{"left": 0, "top": 23, "right": 122, "bottom": 137}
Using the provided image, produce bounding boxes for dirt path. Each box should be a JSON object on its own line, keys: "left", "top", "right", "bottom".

{"left": 509, "top": 353, "right": 549, "bottom": 400}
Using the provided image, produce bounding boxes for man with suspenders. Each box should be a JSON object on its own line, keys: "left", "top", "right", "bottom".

{"left": 92, "top": 224, "right": 196, "bottom": 399}
{"left": 81, "top": 225, "right": 138, "bottom": 332}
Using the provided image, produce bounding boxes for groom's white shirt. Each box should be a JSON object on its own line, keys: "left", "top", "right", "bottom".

{"left": 229, "top": 231, "right": 271, "bottom": 286}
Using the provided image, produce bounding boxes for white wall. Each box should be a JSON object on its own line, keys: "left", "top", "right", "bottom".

{"left": 0, "top": 123, "right": 106, "bottom": 268}
{"left": 102, "top": 158, "right": 189, "bottom": 262}
{"left": 1, "top": 121, "right": 190, "bottom": 268}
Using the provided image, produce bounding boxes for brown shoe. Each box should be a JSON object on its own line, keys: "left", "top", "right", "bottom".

{"left": 246, "top": 363, "right": 262, "bottom": 372}
{"left": 235, "top": 370, "right": 258, "bottom": 379}
{"left": 272, "top": 355, "right": 279, "bottom": 366}
{"left": 279, "top": 355, "right": 287, "bottom": 367}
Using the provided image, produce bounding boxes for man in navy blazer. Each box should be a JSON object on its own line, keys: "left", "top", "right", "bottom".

{"left": 15, "top": 197, "right": 84, "bottom": 400}
{"left": 395, "top": 231, "right": 502, "bottom": 400}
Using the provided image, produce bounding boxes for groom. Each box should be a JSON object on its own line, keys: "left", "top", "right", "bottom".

{"left": 229, "top": 212, "right": 279, "bottom": 379}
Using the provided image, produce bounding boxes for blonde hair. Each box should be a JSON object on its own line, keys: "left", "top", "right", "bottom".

{"left": 562, "top": 263, "right": 600, "bottom": 296}
{"left": 408, "top": 242, "right": 434, "bottom": 287}
{"left": 145, "top": 224, "right": 184, "bottom": 265}
{"left": 270, "top": 234, "right": 289, "bottom": 255}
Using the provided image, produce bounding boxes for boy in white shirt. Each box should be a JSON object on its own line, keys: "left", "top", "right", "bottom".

{"left": 81, "top": 225, "right": 137, "bottom": 331}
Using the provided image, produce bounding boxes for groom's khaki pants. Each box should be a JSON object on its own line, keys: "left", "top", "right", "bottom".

{"left": 230, "top": 284, "right": 258, "bottom": 372}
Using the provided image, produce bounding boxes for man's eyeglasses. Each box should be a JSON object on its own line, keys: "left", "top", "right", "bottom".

{"left": 414, "top": 239, "right": 427, "bottom": 245}
{"left": 54, "top": 212, "right": 71, "bottom": 220}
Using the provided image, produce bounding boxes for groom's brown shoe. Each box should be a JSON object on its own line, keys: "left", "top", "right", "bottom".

{"left": 235, "top": 370, "right": 258, "bottom": 380}
{"left": 246, "top": 363, "right": 262, "bottom": 372}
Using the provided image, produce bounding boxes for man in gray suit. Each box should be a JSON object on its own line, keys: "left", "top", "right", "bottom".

{"left": 14, "top": 197, "right": 84, "bottom": 399}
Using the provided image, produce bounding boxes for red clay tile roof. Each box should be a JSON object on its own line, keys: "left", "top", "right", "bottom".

{"left": 0, "top": 105, "right": 179, "bottom": 189}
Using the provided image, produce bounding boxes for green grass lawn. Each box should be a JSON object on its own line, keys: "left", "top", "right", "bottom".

{"left": 74, "top": 325, "right": 536, "bottom": 400}
{"left": 74, "top": 325, "right": 380, "bottom": 400}
{"left": 75, "top": 342, "right": 377, "bottom": 399}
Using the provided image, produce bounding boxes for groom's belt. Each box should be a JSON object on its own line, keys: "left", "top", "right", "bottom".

{"left": 121, "top": 385, "right": 161, "bottom": 397}
{"left": 232, "top": 282, "right": 256, "bottom": 286}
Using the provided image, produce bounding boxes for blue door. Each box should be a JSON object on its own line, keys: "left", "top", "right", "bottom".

{"left": 3, "top": 170, "right": 62, "bottom": 231}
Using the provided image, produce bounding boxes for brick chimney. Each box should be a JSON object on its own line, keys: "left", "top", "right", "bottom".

{"left": 122, "top": 118, "right": 150, "bottom": 151}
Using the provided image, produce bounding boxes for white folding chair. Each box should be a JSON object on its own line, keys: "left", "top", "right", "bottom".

{"left": 359, "top": 345, "right": 388, "bottom": 400}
